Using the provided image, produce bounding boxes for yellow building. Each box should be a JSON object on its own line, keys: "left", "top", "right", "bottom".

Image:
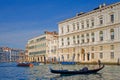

{"left": 58, "top": 2, "right": 120, "bottom": 64}
{"left": 26, "top": 31, "right": 58, "bottom": 63}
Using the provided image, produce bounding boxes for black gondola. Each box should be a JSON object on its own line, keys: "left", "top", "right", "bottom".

{"left": 49, "top": 65, "right": 104, "bottom": 75}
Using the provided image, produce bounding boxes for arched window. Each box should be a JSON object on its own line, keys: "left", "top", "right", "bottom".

{"left": 110, "top": 29, "right": 114, "bottom": 40}
{"left": 99, "top": 31, "right": 103, "bottom": 41}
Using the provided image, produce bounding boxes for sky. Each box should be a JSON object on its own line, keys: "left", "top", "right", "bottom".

{"left": 0, "top": 0, "right": 120, "bottom": 49}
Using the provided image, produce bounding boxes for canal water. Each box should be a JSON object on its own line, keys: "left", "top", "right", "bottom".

{"left": 0, "top": 62, "right": 120, "bottom": 80}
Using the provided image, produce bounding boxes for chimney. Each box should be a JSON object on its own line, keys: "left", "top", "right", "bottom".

{"left": 103, "top": 3, "right": 106, "bottom": 7}
{"left": 99, "top": 4, "right": 102, "bottom": 8}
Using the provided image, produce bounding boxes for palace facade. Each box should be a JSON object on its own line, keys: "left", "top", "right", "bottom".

{"left": 58, "top": 2, "right": 120, "bottom": 64}
{"left": 26, "top": 31, "right": 58, "bottom": 63}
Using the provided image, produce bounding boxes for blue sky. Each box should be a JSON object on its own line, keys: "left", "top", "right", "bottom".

{"left": 0, "top": 0, "right": 119, "bottom": 49}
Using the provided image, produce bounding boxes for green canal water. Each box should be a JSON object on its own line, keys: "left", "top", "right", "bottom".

{"left": 0, "top": 62, "right": 120, "bottom": 80}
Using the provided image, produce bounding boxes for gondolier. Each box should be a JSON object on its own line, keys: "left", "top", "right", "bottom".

{"left": 98, "top": 60, "right": 101, "bottom": 68}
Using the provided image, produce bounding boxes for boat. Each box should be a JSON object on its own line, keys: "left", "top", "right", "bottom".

{"left": 60, "top": 61, "right": 76, "bottom": 65}
{"left": 17, "top": 62, "right": 34, "bottom": 67}
{"left": 49, "top": 65, "right": 104, "bottom": 75}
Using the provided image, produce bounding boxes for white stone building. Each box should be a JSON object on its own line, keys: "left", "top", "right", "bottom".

{"left": 26, "top": 31, "right": 58, "bottom": 63}
{"left": 58, "top": 2, "right": 120, "bottom": 64}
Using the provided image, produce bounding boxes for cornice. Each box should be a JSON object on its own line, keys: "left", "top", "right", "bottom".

{"left": 59, "top": 2, "right": 120, "bottom": 24}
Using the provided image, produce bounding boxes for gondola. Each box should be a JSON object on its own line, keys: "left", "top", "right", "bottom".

{"left": 49, "top": 65, "right": 104, "bottom": 75}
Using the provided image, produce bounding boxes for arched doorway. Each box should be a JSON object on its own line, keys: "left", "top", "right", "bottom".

{"left": 81, "top": 48, "right": 85, "bottom": 61}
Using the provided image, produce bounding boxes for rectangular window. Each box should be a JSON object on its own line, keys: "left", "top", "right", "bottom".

{"left": 87, "top": 39, "right": 89, "bottom": 43}
{"left": 73, "top": 36, "right": 76, "bottom": 44}
{"left": 100, "top": 53, "right": 103, "bottom": 59}
{"left": 99, "top": 17, "right": 103, "bottom": 25}
{"left": 77, "top": 22, "right": 79, "bottom": 30}
{"left": 100, "top": 37, "right": 103, "bottom": 41}
{"left": 77, "top": 35, "right": 80, "bottom": 44}
{"left": 82, "top": 39, "right": 84, "bottom": 43}
{"left": 110, "top": 52, "right": 114, "bottom": 59}
{"left": 81, "top": 22, "right": 84, "bottom": 29}
{"left": 91, "top": 19, "right": 94, "bottom": 27}
{"left": 73, "top": 23, "right": 75, "bottom": 31}
{"left": 111, "top": 35, "right": 114, "bottom": 40}
{"left": 110, "top": 14, "right": 114, "bottom": 23}
{"left": 92, "top": 38, "right": 94, "bottom": 42}
{"left": 61, "top": 38, "right": 64, "bottom": 46}
{"left": 67, "top": 25, "right": 69, "bottom": 32}
{"left": 86, "top": 20, "right": 89, "bottom": 28}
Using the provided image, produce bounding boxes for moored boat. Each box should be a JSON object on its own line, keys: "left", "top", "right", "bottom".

{"left": 17, "top": 62, "right": 34, "bottom": 67}
{"left": 49, "top": 64, "right": 104, "bottom": 75}
{"left": 60, "top": 61, "right": 76, "bottom": 65}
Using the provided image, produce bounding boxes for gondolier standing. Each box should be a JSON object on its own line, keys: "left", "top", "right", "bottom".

{"left": 98, "top": 60, "right": 101, "bottom": 68}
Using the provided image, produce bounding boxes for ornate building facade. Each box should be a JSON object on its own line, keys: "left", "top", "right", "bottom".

{"left": 58, "top": 2, "right": 120, "bottom": 64}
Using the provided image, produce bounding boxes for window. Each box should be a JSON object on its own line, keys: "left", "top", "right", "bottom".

{"left": 110, "top": 52, "right": 114, "bottom": 59}
{"left": 99, "top": 16, "right": 103, "bottom": 25}
{"left": 99, "top": 31, "right": 103, "bottom": 41}
{"left": 91, "top": 32, "right": 95, "bottom": 42}
{"left": 86, "top": 20, "right": 89, "bottom": 28}
{"left": 77, "top": 35, "right": 80, "bottom": 44}
{"left": 73, "top": 23, "right": 75, "bottom": 31}
{"left": 110, "top": 14, "right": 114, "bottom": 23}
{"left": 67, "top": 37, "right": 70, "bottom": 45}
{"left": 81, "top": 21, "right": 84, "bottom": 29}
{"left": 81, "top": 34, "right": 84, "bottom": 43}
{"left": 86, "top": 33, "right": 89, "bottom": 43}
{"left": 67, "top": 25, "right": 69, "bottom": 32}
{"left": 61, "top": 38, "right": 64, "bottom": 46}
{"left": 73, "top": 36, "right": 76, "bottom": 44}
{"left": 91, "top": 19, "right": 94, "bottom": 27}
{"left": 77, "top": 22, "right": 79, "bottom": 30}
{"left": 110, "top": 29, "right": 114, "bottom": 40}
{"left": 100, "top": 53, "right": 103, "bottom": 59}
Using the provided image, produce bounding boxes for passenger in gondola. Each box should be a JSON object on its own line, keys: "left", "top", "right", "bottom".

{"left": 82, "top": 67, "right": 88, "bottom": 71}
